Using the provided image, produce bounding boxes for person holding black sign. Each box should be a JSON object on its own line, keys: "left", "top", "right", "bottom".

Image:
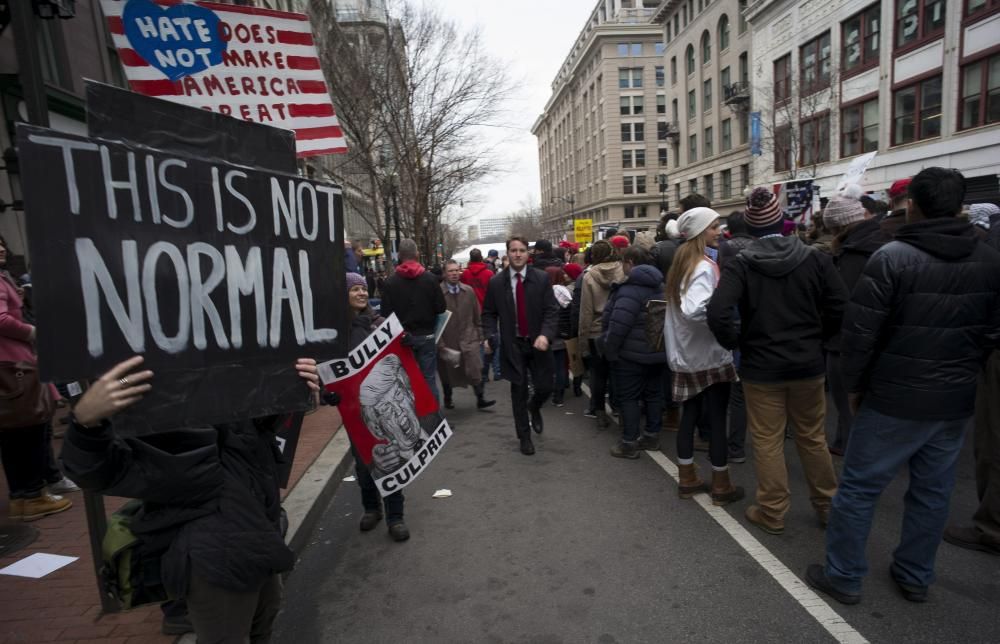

{"left": 60, "top": 355, "right": 320, "bottom": 643}
{"left": 481, "top": 236, "right": 560, "bottom": 455}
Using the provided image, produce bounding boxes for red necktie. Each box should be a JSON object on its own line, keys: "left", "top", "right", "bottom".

{"left": 516, "top": 273, "right": 529, "bottom": 337}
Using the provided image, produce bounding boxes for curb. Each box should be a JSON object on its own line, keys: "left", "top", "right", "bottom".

{"left": 175, "top": 428, "right": 353, "bottom": 644}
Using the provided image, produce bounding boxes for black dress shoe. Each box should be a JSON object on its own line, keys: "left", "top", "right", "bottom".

{"left": 476, "top": 398, "right": 496, "bottom": 409}
{"left": 890, "top": 571, "right": 927, "bottom": 603}
{"left": 519, "top": 438, "right": 535, "bottom": 455}
{"left": 530, "top": 406, "right": 544, "bottom": 434}
{"left": 805, "top": 564, "right": 861, "bottom": 605}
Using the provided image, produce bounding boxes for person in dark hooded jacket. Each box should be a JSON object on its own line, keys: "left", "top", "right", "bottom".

{"left": 60, "top": 355, "right": 320, "bottom": 643}
{"left": 806, "top": 168, "right": 1000, "bottom": 606}
{"left": 707, "top": 187, "right": 848, "bottom": 536}
{"left": 601, "top": 247, "right": 666, "bottom": 458}
{"left": 822, "top": 188, "right": 890, "bottom": 455}
{"left": 531, "top": 239, "right": 564, "bottom": 270}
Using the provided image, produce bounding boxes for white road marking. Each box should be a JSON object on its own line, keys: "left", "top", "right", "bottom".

{"left": 579, "top": 382, "right": 869, "bottom": 644}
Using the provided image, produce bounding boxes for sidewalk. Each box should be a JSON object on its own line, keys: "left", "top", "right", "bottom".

{"left": 0, "top": 406, "right": 349, "bottom": 644}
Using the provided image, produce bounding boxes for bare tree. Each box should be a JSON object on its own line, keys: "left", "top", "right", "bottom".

{"left": 755, "top": 70, "right": 838, "bottom": 181}
{"left": 506, "top": 201, "right": 545, "bottom": 241}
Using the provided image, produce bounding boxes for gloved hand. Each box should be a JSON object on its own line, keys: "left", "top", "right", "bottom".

{"left": 322, "top": 390, "right": 341, "bottom": 406}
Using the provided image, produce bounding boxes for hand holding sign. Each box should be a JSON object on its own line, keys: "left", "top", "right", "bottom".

{"left": 73, "top": 356, "right": 154, "bottom": 427}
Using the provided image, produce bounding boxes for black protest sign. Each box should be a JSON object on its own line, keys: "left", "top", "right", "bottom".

{"left": 17, "top": 123, "right": 349, "bottom": 434}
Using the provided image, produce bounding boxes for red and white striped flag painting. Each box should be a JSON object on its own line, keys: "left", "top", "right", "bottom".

{"left": 101, "top": 0, "right": 348, "bottom": 157}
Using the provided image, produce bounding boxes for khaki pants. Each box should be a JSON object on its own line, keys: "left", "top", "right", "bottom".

{"left": 743, "top": 376, "right": 838, "bottom": 526}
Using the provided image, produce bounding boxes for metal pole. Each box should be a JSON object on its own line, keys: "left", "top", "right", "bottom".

{"left": 391, "top": 186, "right": 401, "bottom": 266}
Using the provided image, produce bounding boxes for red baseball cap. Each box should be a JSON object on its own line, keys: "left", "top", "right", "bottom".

{"left": 888, "top": 178, "right": 912, "bottom": 199}
{"left": 609, "top": 235, "right": 630, "bottom": 249}
{"left": 563, "top": 263, "right": 583, "bottom": 280}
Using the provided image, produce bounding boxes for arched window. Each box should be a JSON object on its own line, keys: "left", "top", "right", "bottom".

{"left": 686, "top": 44, "right": 695, "bottom": 75}
{"left": 718, "top": 15, "right": 730, "bottom": 52}
{"left": 701, "top": 31, "right": 711, "bottom": 64}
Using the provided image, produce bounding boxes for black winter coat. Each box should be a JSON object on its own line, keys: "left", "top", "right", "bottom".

{"left": 380, "top": 267, "right": 446, "bottom": 336}
{"left": 600, "top": 265, "right": 666, "bottom": 364}
{"left": 840, "top": 218, "right": 1000, "bottom": 420}
{"left": 707, "top": 236, "right": 848, "bottom": 382}
{"left": 532, "top": 252, "right": 564, "bottom": 270}
{"left": 827, "top": 218, "right": 889, "bottom": 351}
{"left": 653, "top": 239, "right": 679, "bottom": 279}
{"left": 570, "top": 273, "right": 585, "bottom": 338}
{"left": 61, "top": 417, "right": 293, "bottom": 597}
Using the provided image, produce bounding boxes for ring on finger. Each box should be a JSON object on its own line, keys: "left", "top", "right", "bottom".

{"left": 119, "top": 377, "right": 130, "bottom": 387}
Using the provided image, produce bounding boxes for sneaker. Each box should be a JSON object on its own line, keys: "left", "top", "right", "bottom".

{"left": 47, "top": 477, "right": 80, "bottom": 494}
{"left": 805, "top": 564, "right": 861, "bottom": 605}
{"left": 582, "top": 409, "right": 598, "bottom": 419}
{"left": 637, "top": 433, "right": 660, "bottom": 451}
{"left": 20, "top": 493, "right": 72, "bottom": 521}
{"left": 890, "top": 570, "right": 927, "bottom": 603}
{"left": 8, "top": 498, "right": 24, "bottom": 520}
{"left": 388, "top": 521, "right": 410, "bottom": 542}
{"left": 745, "top": 505, "right": 784, "bottom": 535}
{"left": 359, "top": 510, "right": 383, "bottom": 532}
{"left": 610, "top": 441, "right": 640, "bottom": 460}
{"left": 943, "top": 524, "right": 1000, "bottom": 556}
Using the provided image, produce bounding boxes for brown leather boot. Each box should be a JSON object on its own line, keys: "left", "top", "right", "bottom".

{"left": 710, "top": 468, "right": 745, "bottom": 506}
{"left": 677, "top": 463, "right": 708, "bottom": 498}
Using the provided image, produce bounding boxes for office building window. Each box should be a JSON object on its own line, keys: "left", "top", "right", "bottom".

{"left": 774, "top": 54, "right": 791, "bottom": 104}
{"left": 966, "top": 0, "right": 1000, "bottom": 18}
{"left": 656, "top": 66, "right": 665, "bottom": 87}
{"left": 658, "top": 147, "right": 669, "bottom": 166}
{"left": 704, "top": 174, "right": 714, "bottom": 200}
{"left": 741, "top": 163, "right": 750, "bottom": 191}
{"left": 800, "top": 113, "right": 831, "bottom": 165}
{"left": 655, "top": 41, "right": 666, "bottom": 56}
{"left": 687, "top": 45, "right": 695, "bottom": 75}
{"left": 775, "top": 124, "right": 792, "bottom": 172}
{"left": 688, "top": 90, "right": 697, "bottom": 119}
{"left": 672, "top": 98, "right": 679, "bottom": 122}
{"left": 893, "top": 75, "right": 942, "bottom": 144}
{"left": 671, "top": 57, "right": 678, "bottom": 84}
{"left": 722, "top": 118, "right": 732, "bottom": 151}
{"left": 689, "top": 133, "right": 698, "bottom": 162}
{"left": 842, "top": 3, "right": 881, "bottom": 73}
{"left": 959, "top": 53, "right": 1000, "bottom": 130}
{"left": 704, "top": 126, "right": 714, "bottom": 157}
{"left": 619, "top": 67, "right": 644, "bottom": 88}
{"left": 800, "top": 32, "right": 832, "bottom": 94}
{"left": 721, "top": 66, "right": 731, "bottom": 95}
{"left": 621, "top": 122, "right": 646, "bottom": 142}
{"left": 721, "top": 168, "right": 732, "bottom": 198}
{"left": 719, "top": 15, "right": 730, "bottom": 51}
{"left": 658, "top": 121, "right": 671, "bottom": 141}
{"left": 841, "top": 97, "right": 879, "bottom": 156}
{"left": 657, "top": 94, "right": 666, "bottom": 114}
{"left": 738, "top": 0, "right": 748, "bottom": 34}
{"left": 701, "top": 31, "right": 711, "bottom": 64}
{"left": 620, "top": 95, "right": 644, "bottom": 115}
{"left": 896, "top": 0, "right": 945, "bottom": 49}
{"left": 704, "top": 79, "right": 713, "bottom": 111}
{"left": 689, "top": 178, "right": 698, "bottom": 195}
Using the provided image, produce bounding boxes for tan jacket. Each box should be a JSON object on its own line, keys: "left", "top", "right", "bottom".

{"left": 579, "top": 261, "right": 624, "bottom": 343}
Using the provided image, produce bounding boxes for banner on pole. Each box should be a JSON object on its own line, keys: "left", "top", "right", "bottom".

{"left": 319, "top": 315, "right": 451, "bottom": 496}
{"left": 574, "top": 218, "right": 593, "bottom": 244}
{"left": 750, "top": 111, "right": 762, "bottom": 156}
{"left": 836, "top": 151, "right": 878, "bottom": 192}
{"left": 100, "top": 0, "right": 347, "bottom": 157}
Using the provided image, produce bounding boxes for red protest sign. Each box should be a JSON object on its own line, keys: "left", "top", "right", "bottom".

{"left": 319, "top": 315, "right": 452, "bottom": 497}
{"left": 101, "top": 0, "right": 347, "bottom": 157}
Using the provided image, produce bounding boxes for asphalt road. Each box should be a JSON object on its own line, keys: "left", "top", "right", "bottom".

{"left": 275, "top": 381, "right": 1000, "bottom": 643}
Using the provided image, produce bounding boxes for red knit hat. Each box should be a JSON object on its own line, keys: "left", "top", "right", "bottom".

{"left": 888, "top": 178, "right": 912, "bottom": 200}
{"left": 563, "top": 263, "right": 583, "bottom": 280}
{"left": 609, "top": 235, "right": 630, "bottom": 249}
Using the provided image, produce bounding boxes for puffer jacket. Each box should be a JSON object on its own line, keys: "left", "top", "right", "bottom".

{"left": 600, "top": 265, "right": 665, "bottom": 364}
{"left": 61, "top": 416, "right": 293, "bottom": 597}
{"left": 720, "top": 234, "right": 753, "bottom": 269}
{"left": 666, "top": 258, "right": 733, "bottom": 374}
{"left": 840, "top": 218, "right": 1000, "bottom": 420}
{"left": 707, "top": 236, "right": 848, "bottom": 382}
{"left": 826, "top": 218, "right": 889, "bottom": 351}
{"left": 579, "top": 261, "right": 624, "bottom": 342}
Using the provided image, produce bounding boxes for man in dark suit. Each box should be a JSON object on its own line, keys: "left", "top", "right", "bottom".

{"left": 481, "top": 236, "right": 560, "bottom": 455}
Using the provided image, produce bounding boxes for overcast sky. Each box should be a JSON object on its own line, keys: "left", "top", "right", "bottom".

{"left": 431, "top": 0, "right": 595, "bottom": 227}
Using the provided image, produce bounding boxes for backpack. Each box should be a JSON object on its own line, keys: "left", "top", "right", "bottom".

{"left": 645, "top": 299, "right": 667, "bottom": 353}
{"left": 101, "top": 500, "right": 168, "bottom": 610}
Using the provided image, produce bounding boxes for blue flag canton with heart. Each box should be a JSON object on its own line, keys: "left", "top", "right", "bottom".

{"left": 122, "top": 0, "right": 227, "bottom": 81}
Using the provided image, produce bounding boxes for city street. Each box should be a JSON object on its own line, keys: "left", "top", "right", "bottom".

{"left": 275, "top": 384, "right": 1000, "bottom": 644}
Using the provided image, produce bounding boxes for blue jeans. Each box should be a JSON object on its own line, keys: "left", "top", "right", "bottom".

{"left": 824, "top": 405, "right": 968, "bottom": 593}
{"left": 410, "top": 334, "right": 440, "bottom": 402}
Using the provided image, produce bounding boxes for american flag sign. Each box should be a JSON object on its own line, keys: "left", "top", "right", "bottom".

{"left": 101, "top": 0, "right": 348, "bottom": 157}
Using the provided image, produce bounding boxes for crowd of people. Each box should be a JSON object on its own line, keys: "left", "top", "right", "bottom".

{"left": 1, "top": 166, "right": 998, "bottom": 642}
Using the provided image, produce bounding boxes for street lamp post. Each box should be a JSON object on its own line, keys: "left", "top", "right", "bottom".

{"left": 658, "top": 173, "right": 668, "bottom": 216}
{"left": 550, "top": 194, "right": 575, "bottom": 239}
